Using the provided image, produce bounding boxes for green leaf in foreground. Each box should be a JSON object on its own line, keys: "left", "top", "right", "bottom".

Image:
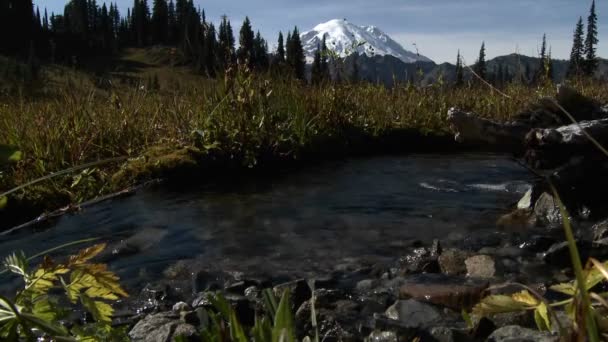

{"left": 0, "top": 196, "right": 7, "bottom": 209}
{"left": 0, "top": 145, "right": 21, "bottom": 165}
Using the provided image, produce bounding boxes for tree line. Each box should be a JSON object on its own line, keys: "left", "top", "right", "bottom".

{"left": 0, "top": 0, "right": 309, "bottom": 80}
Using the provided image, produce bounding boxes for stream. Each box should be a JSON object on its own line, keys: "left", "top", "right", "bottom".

{"left": 0, "top": 153, "right": 533, "bottom": 293}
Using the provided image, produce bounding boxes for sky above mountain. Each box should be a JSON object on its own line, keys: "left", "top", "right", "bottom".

{"left": 36, "top": 0, "right": 606, "bottom": 64}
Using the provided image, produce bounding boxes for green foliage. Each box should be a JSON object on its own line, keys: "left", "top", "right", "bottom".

{"left": 0, "top": 243, "right": 128, "bottom": 340}
{"left": 192, "top": 289, "right": 305, "bottom": 342}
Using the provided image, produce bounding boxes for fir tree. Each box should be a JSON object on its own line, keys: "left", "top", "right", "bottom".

{"left": 455, "top": 49, "right": 464, "bottom": 86}
{"left": 473, "top": 42, "right": 486, "bottom": 80}
{"left": 276, "top": 31, "right": 285, "bottom": 64}
{"left": 167, "top": 0, "right": 177, "bottom": 44}
{"left": 203, "top": 22, "right": 217, "bottom": 77}
{"left": 584, "top": 0, "right": 598, "bottom": 76}
{"left": 237, "top": 16, "right": 255, "bottom": 68}
{"left": 286, "top": 27, "right": 305, "bottom": 80}
{"left": 253, "top": 31, "right": 268, "bottom": 70}
{"left": 151, "top": 0, "right": 169, "bottom": 44}
{"left": 568, "top": 17, "right": 585, "bottom": 78}
{"left": 311, "top": 42, "right": 322, "bottom": 84}
{"left": 320, "top": 34, "right": 329, "bottom": 80}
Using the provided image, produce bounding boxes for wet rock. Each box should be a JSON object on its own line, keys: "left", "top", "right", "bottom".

{"left": 399, "top": 241, "right": 441, "bottom": 274}
{"left": 273, "top": 279, "right": 312, "bottom": 309}
{"left": 487, "top": 325, "right": 559, "bottom": 342}
{"left": 465, "top": 255, "right": 496, "bottom": 278}
{"left": 384, "top": 299, "right": 442, "bottom": 327}
{"left": 172, "top": 301, "right": 191, "bottom": 312}
{"left": 128, "top": 311, "right": 186, "bottom": 342}
{"left": 497, "top": 209, "right": 537, "bottom": 230}
{"left": 534, "top": 193, "right": 561, "bottom": 226}
{"left": 368, "top": 330, "right": 398, "bottom": 342}
{"left": 191, "top": 270, "right": 223, "bottom": 294}
{"left": 428, "top": 326, "right": 456, "bottom": 342}
{"left": 555, "top": 84, "right": 604, "bottom": 121}
{"left": 592, "top": 219, "right": 608, "bottom": 241}
{"left": 356, "top": 279, "right": 380, "bottom": 292}
{"left": 398, "top": 274, "right": 489, "bottom": 310}
{"left": 542, "top": 241, "right": 592, "bottom": 268}
{"left": 173, "top": 323, "right": 199, "bottom": 341}
{"left": 438, "top": 249, "right": 470, "bottom": 276}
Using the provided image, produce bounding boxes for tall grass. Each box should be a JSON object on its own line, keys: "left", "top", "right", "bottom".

{"left": 1, "top": 66, "right": 607, "bottom": 216}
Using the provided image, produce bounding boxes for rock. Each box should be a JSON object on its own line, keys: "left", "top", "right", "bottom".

{"left": 128, "top": 312, "right": 181, "bottom": 342}
{"left": 428, "top": 326, "right": 456, "bottom": 342}
{"left": 533, "top": 193, "right": 562, "bottom": 226}
{"left": 592, "top": 219, "right": 608, "bottom": 241}
{"left": 273, "top": 279, "right": 312, "bottom": 309}
{"left": 172, "top": 301, "right": 191, "bottom": 312}
{"left": 384, "top": 299, "right": 443, "bottom": 327}
{"left": 368, "top": 330, "right": 398, "bottom": 342}
{"left": 438, "top": 249, "right": 470, "bottom": 276}
{"left": 172, "top": 323, "right": 199, "bottom": 341}
{"left": 497, "top": 209, "right": 537, "bottom": 230}
{"left": 487, "top": 325, "right": 559, "bottom": 342}
{"left": 555, "top": 84, "right": 603, "bottom": 121}
{"left": 399, "top": 242, "right": 441, "bottom": 274}
{"left": 465, "top": 255, "right": 496, "bottom": 278}
{"left": 356, "top": 279, "right": 379, "bottom": 292}
{"left": 542, "top": 241, "right": 592, "bottom": 268}
{"left": 398, "top": 274, "right": 489, "bottom": 310}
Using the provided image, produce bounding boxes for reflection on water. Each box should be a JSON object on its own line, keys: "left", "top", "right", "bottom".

{"left": 0, "top": 154, "right": 531, "bottom": 291}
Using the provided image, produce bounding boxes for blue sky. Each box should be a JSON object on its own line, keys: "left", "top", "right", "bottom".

{"left": 35, "top": 0, "right": 606, "bottom": 63}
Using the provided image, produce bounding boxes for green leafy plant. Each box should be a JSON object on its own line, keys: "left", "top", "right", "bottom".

{"left": 189, "top": 288, "right": 312, "bottom": 342}
{"left": 0, "top": 243, "right": 129, "bottom": 341}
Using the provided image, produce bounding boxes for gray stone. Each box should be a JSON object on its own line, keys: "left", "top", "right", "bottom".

{"left": 172, "top": 301, "right": 191, "bottom": 312}
{"left": 438, "top": 249, "right": 470, "bottom": 276}
{"left": 356, "top": 279, "right": 379, "bottom": 292}
{"left": 517, "top": 189, "right": 533, "bottom": 209}
{"left": 173, "top": 323, "right": 199, "bottom": 341}
{"left": 465, "top": 255, "right": 496, "bottom": 278}
{"left": 385, "top": 299, "right": 442, "bottom": 327}
{"left": 534, "top": 193, "right": 562, "bottom": 226}
{"left": 429, "top": 326, "right": 456, "bottom": 342}
{"left": 368, "top": 330, "right": 398, "bottom": 342}
{"left": 487, "top": 325, "right": 559, "bottom": 342}
{"left": 273, "top": 279, "right": 311, "bottom": 309}
{"left": 128, "top": 312, "right": 180, "bottom": 342}
{"left": 592, "top": 219, "right": 608, "bottom": 241}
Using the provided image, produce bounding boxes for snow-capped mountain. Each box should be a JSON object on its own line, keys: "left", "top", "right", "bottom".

{"left": 300, "top": 19, "right": 432, "bottom": 64}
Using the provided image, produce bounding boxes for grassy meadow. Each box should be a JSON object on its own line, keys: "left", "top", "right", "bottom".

{"left": 1, "top": 50, "right": 608, "bottom": 226}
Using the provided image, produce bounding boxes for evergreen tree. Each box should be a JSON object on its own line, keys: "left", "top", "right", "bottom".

{"left": 203, "top": 22, "right": 217, "bottom": 77}
{"left": 286, "top": 27, "right": 305, "bottom": 80}
{"left": 218, "top": 15, "right": 235, "bottom": 69}
{"left": 276, "top": 31, "right": 285, "bottom": 63}
{"left": 167, "top": 0, "right": 177, "bottom": 44}
{"left": 320, "top": 34, "right": 329, "bottom": 80}
{"left": 351, "top": 52, "right": 359, "bottom": 83}
{"left": 455, "top": 49, "right": 464, "bottom": 86}
{"left": 237, "top": 16, "right": 255, "bottom": 68}
{"left": 584, "top": 0, "right": 598, "bottom": 76}
{"left": 568, "top": 17, "right": 585, "bottom": 78}
{"left": 151, "top": 0, "right": 169, "bottom": 44}
{"left": 253, "top": 31, "right": 268, "bottom": 70}
{"left": 474, "top": 42, "right": 486, "bottom": 81}
{"left": 311, "top": 42, "right": 322, "bottom": 84}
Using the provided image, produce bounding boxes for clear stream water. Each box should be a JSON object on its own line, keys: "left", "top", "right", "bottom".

{"left": 0, "top": 153, "right": 533, "bottom": 292}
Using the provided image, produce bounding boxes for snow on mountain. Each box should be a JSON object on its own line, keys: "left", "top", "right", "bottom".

{"left": 300, "top": 19, "right": 432, "bottom": 64}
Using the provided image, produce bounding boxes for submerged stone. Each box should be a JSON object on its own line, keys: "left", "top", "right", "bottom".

{"left": 398, "top": 274, "right": 488, "bottom": 310}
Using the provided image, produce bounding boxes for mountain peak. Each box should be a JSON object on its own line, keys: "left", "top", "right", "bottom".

{"left": 301, "top": 19, "right": 432, "bottom": 64}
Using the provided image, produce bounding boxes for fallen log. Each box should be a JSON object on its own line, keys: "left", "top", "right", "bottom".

{"left": 447, "top": 108, "right": 529, "bottom": 149}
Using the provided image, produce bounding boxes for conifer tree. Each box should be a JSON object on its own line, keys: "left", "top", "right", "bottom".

{"left": 320, "top": 34, "right": 329, "bottom": 80}
{"left": 151, "top": 0, "right": 169, "bottom": 44}
{"left": 311, "top": 42, "right": 322, "bottom": 84}
{"left": 167, "top": 0, "right": 177, "bottom": 44}
{"left": 253, "top": 31, "right": 268, "bottom": 70}
{"left": 568, "top": 17, "right": 585, "bottom": 78}
{"left": 276, "top": 31, "right": 285, "bottom": 64}
{"left": 474, "top": 42, "right": 486, "bottom": 80}
{"left": 203, "top": 22, "right": 217, "bottom": 77}
{"left": 286, "top": 27, "right": 305, "bottom": 80}
{"left": 455, "top": 49, "right": 464, "bottom": 86}
{"left": 237, "top": 16, "right": 255, "bottom": 68}
{"left": 584, "top": 0, "right": 598, "bottom": 76}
